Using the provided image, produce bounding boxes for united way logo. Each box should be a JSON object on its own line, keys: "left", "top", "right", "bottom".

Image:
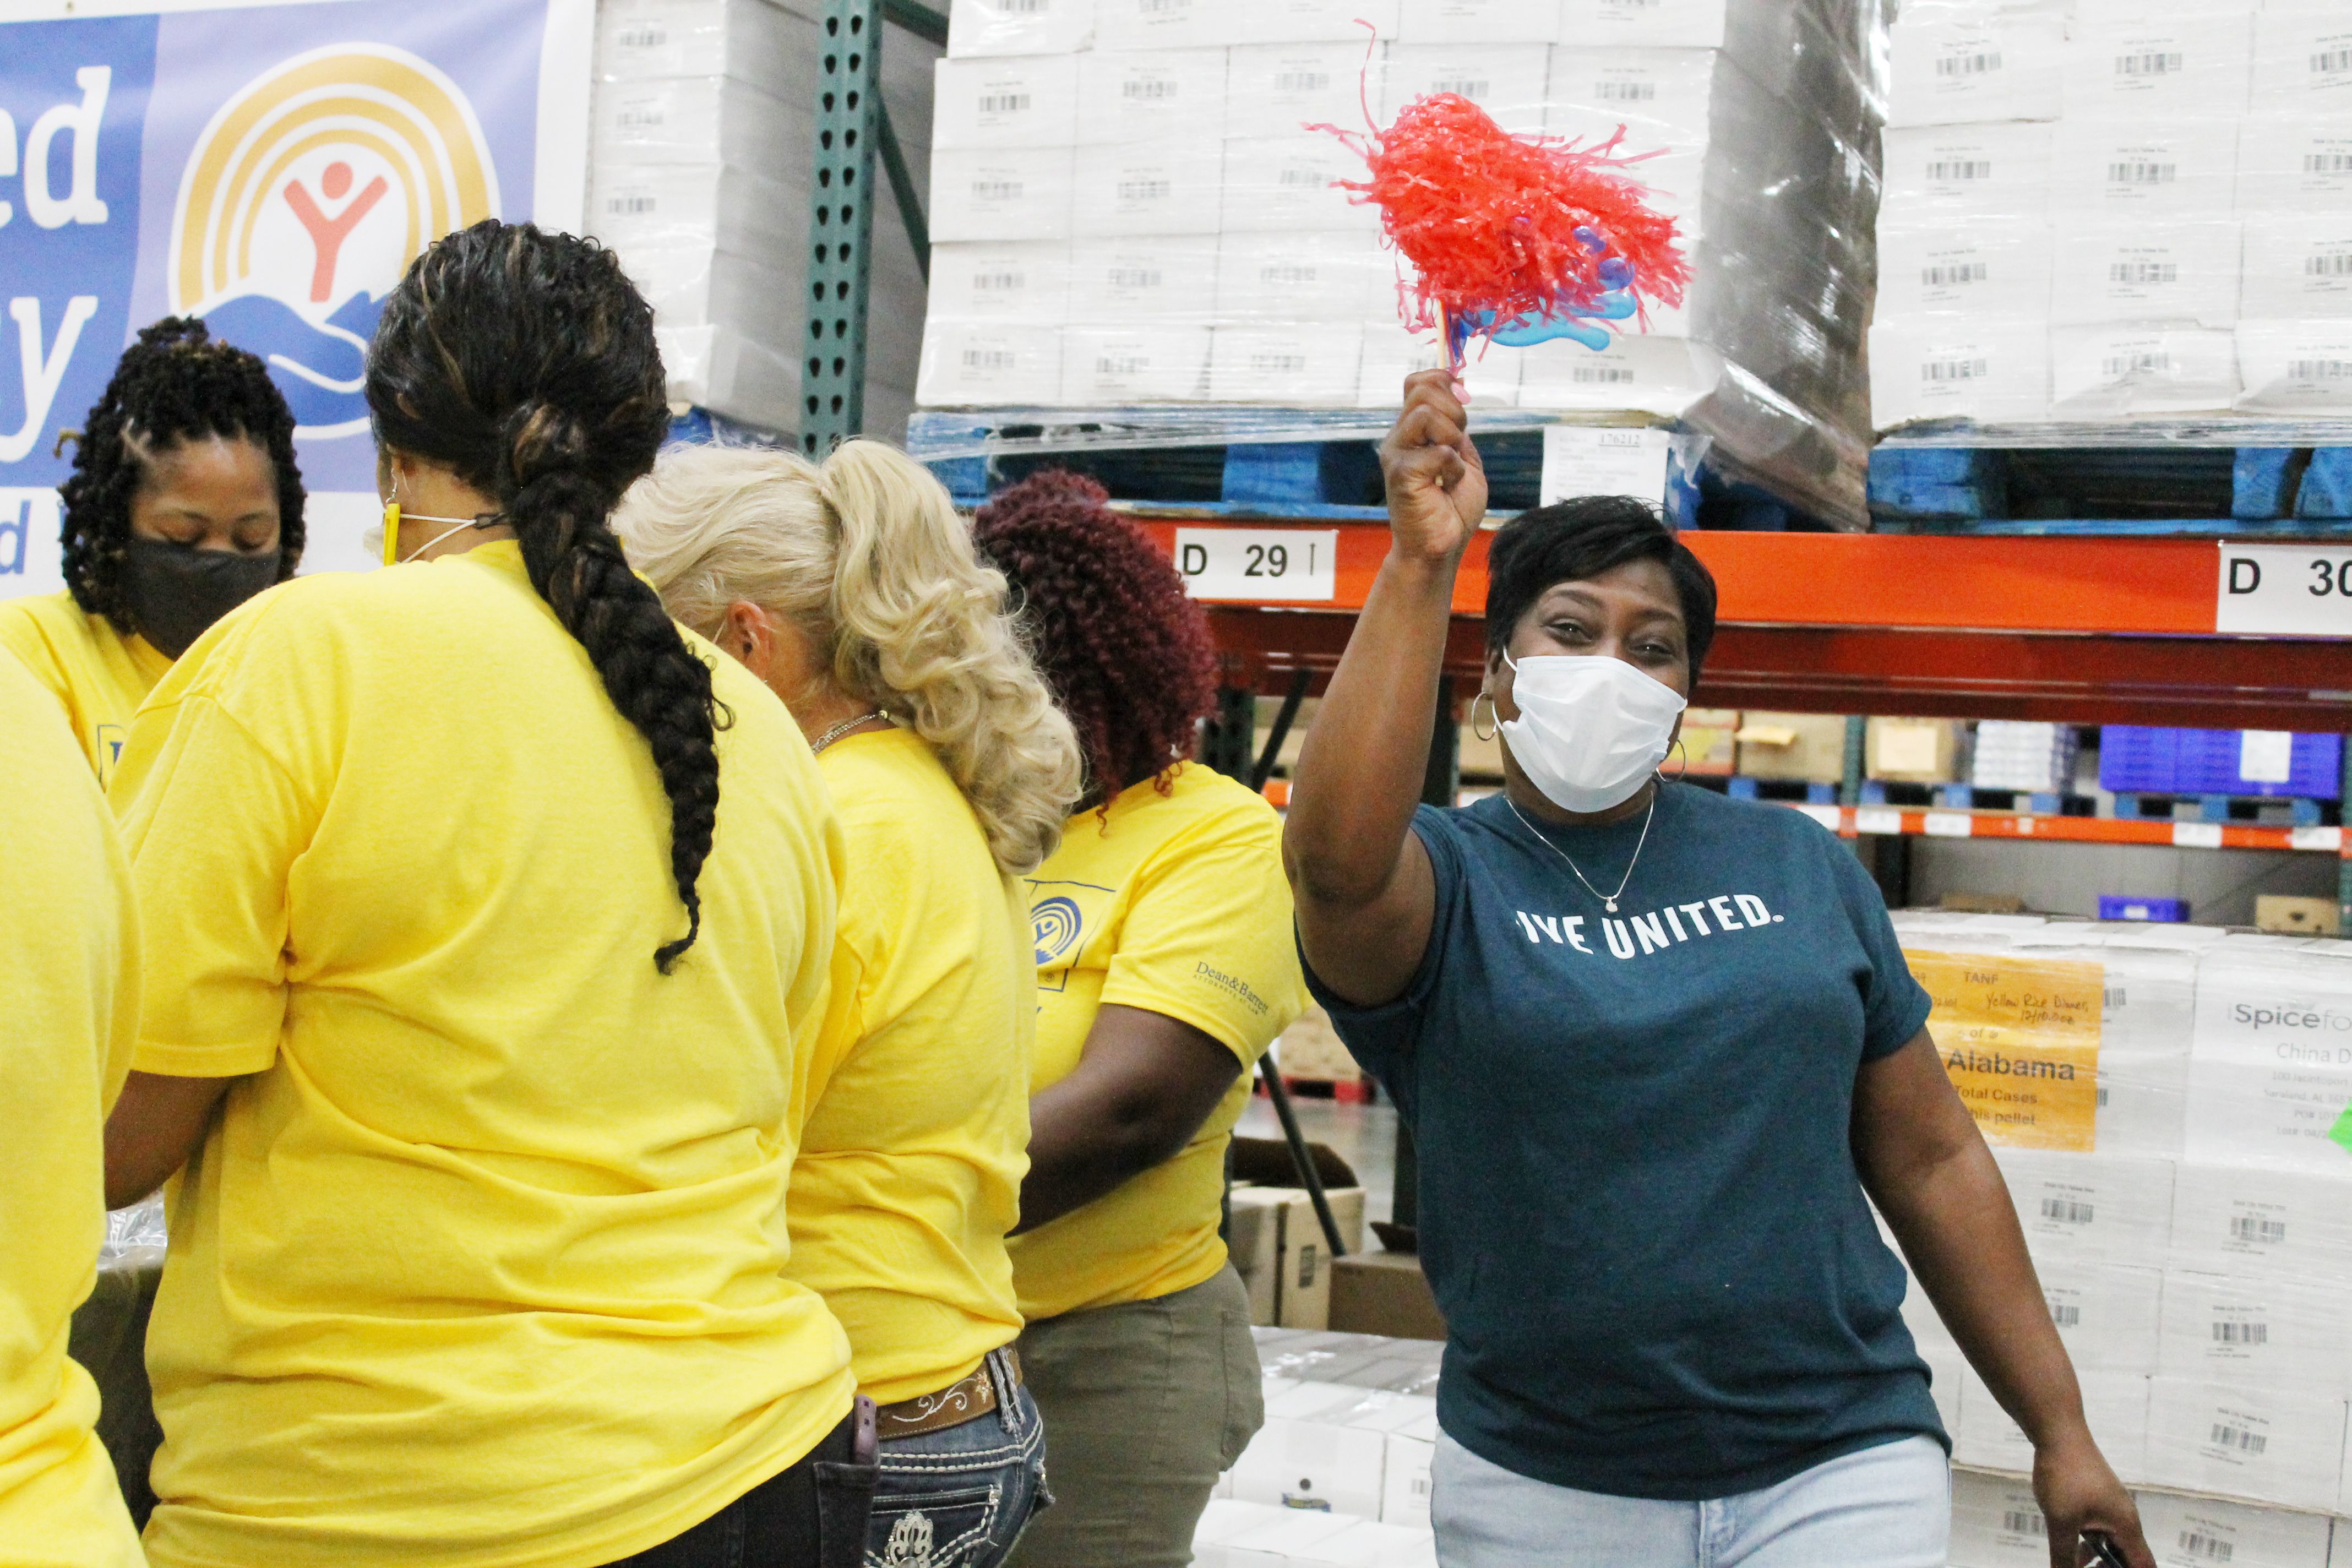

{"left": 1032, "top": 896, "right": 1084, "bottom": 966}
{"left": 167, "top": 45, "right": 499, "bottom": 435}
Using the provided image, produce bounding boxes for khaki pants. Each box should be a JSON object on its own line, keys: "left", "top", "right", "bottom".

{"left": 1005, "top": 1264, "right": 1263, "bottom": 1568}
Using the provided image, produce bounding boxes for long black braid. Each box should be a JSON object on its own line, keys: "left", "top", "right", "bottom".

{"left": 365, "top": 220, "right": 724, "bottom": 971}
{"left": 58, "top": 317, "right": 306, "bottom": 630}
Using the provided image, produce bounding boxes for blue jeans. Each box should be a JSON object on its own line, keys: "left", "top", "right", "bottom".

{"left": 866, "top": 1349, "right": 1049, "bottom": 1568}
{"left": 1431, "top": 1432, "right": 1950, "bottom": 1568}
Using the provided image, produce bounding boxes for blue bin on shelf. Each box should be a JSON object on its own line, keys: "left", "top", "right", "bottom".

{"left": 2099, "top": 895, "right": 2190, "bottom": 923}
{"left": 2099, "top": 728, "right": 2344, "bottom": 801}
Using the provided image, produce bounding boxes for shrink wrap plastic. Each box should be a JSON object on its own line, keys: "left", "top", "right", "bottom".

{"left": 914, "top": 0, "right": 1892, "bottom": 529}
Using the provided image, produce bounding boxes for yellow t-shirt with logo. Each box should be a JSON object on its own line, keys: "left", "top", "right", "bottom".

{"left": 0, "top": 589, "right": 172, "bottom": 786}
{"left": 1009, "top": 763, "right": 1306, "bottom": 1321}
{"left": 788, "top": 727, "right": 1032, "bottom": 1405}
{"left": 0, "top": 656, "right": 144, "bottom": 1568}
{"left": 112, "top": 541, "right": 854, "bottom": 1568}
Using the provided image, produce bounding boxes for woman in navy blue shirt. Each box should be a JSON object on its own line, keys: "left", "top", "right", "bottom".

{"left": 1282, "top": 372, "right": 2152, "bottom": 1568}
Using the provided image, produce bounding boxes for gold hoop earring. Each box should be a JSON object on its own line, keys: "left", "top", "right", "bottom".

{"left": 1471, "top": 692, "right": 1499, "bottom": 743}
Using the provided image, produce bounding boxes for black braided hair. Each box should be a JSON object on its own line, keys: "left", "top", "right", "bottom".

{"left": 58, "top": 316, "right": 306, "bottom": 629}
{"left": 365, "top": 220, "right": 723, "bottom": 972}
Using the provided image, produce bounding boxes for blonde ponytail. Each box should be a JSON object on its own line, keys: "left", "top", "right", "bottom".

{"left": 612, "top": 440, "right": 1084, "bottom": 876}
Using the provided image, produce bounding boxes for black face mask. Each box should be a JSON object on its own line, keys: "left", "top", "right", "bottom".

{"left": 119, "top": 537, "right": 282, "bottom": 658}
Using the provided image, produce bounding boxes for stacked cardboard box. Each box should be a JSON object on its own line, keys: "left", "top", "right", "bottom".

{"left": 1889, "top": 915, "right": 2352, "bottom": 1560}
{"left": 921, "top": 0, "right": 1892, "bottom": 527}
{"left": 1872, "top": 1, "right": 2352, "bottom": 428}
{"left": 587, "top": 0, "right": 937, "bottom": 437}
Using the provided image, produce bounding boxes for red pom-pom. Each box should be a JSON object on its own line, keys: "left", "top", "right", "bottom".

{"left": 1315, "top": 91, "right": 1690, "bottom": 357}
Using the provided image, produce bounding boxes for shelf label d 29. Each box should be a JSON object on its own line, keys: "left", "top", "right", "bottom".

{"left": 1174, "top": 527, "right": 1339, "bottom": 602}
{"left": 2216, "top": 542, "right": 2352, "bottom": 638}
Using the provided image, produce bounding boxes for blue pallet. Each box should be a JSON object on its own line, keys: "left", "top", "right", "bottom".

{"left": 1870, "top": 445, "right": 2352, "bottom": 530}
{"left": 2110, "top": 792, "right": 2331, "bottom": 828}
{"left": 1859, "top": 781, "right": 2089, "bottom": 814}
{"left": 1722, "top": 776, "right": 1839, "bottom": 804}
{"left": 2100, "top": 727, "right": 2343, "bottom": 801}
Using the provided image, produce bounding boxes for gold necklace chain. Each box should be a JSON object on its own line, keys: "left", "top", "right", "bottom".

{"left": 811, "top": 712, "right": 883, "bottom": 754}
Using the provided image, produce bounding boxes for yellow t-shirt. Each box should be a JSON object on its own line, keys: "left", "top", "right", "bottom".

{"left": 1008, "top": 763, "right": 1306, "bottom": 1321}
{"left": 0, "top": 589, "right": 172, "bottom": 786}
{"left": 112, "top": 541, "right": 854, "bottom": 1568}
{"left": 788, "top": 727, "right": 1032, "bottom": 1405}
{"left": 0, "top": 656, "right": 144, "bottom": 1568}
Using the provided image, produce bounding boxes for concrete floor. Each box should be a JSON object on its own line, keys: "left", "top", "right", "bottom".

{"left": 1235, "top": 1092, "right": 1402, "bottom": 1229}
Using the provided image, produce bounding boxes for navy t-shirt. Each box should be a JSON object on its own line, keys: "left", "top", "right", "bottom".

{"left": 1306, "top": 782, "right": 1945, "bottom": 1501}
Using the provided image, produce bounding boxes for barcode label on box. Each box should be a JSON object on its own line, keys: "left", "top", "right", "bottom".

{"left": 1573, "top": 367, "right": 1636, "bottom": 384}
{"left": 1275, "top": 71, "right": 1331, "bottom": 93}
{"left": 615, "top": 23, "right": 666, "bottom": 47}
{"left": 604, "top": 193, "right": 657, "bottom": 215}
{"left": 1095, "top": 353, "right": 1148, "bottom": 375}
{"left": 2314, "top": 49, "right": 2352, "bottom": 75}
{"left": 2288, "top": 358, "right": 2351, "bottom": 382}
{"left": 2003, "top": 1510, "right": 2046, "bottom": 1537}
{"left": 2041, "top": 1197, "right": 2094, "bottom": 1225}
{"left": 974, "top": 269, "right": 1025, "bottom": 292}
{"left": 978, "top": 92, "right": 1031, "bottom": 113}
{"left": 1431, "top": 77, "right": 1491, "bottom": 99}
{"left": 2304, "top": 153, "right": 2352, "bottom": 174}
{"left": 1939, "top": 52, "right": 2002, "bottom": 77}
{"left": 972, "top": 179, "right": 1023, "bottom": 200}
{"left": 1003, "top": 0, "right": 1047, "bottom": 12}
{"left": 2096, "top": 1085, "right": 2110, "bottom": 1107}
{"left": 2110, "top": 261, "right": 2179, "bottom": 285}
{"left": 1250, "top": 351, "right": 1308, "bottom": 374}
{"left": 615, "top": 105, "right": 666, "bottom": 128}
{"left": 962, "top": 348, "right": 1017, "bottom": 372}
{"left": 2230, "top": 1215, "right": 2286, "bottom": 1244}
{"left": 1123, "top": 78, "right": 1179, "bottom": 101}
{"left": 2212, "top": 1321, "right": 2269, "bottom": 1345}
{"left": 2209, "top": 1423, "right": 2267, "bottom": 1455}
{"left": 2051, "top": 1304, "right": 2082, "bottom": 1327}
{"left": 1928, "top": 159, "right": 1991, "bottom": 180}
{"left": 1257, "top": 264, "right": 1319, "bottom": 286}
{"left": 1923, "top": 357, "right": 1989, "bottom": 382}
{"left": 1117, "top": 177, "right": 1172, "bottom": 201}
{"left": 1107, "top": 266, "right": 1163, "bottom": 289}
{"left": 2115, "top": 51, "right": 2183, "bottom": 77}
{"left": 2103, "top": 351, "right": 2170, "bottom": 378}
{"left": 2307, "top": 252, "right": 2352, "bottom": 277}
{"left": 2108, "top": 161, "right": 2177, "bottom": 184}
{"left": 2181, "top": 1532, "right": 2235, "bottom": 1562}
{"left": 1277, "top": 167, "right": 1326, "bottom": 188}
{"left": 1597, "top": 81, "right": 1657, "bottom": 100}
{"left": 1924, "top": 263, "right": 1989, "bottom": 286}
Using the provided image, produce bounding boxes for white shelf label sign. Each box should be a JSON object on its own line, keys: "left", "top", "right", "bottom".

{"left": 2216, "top": 543, "right": 2352, "bottom": 637}
{"left": 1856, "top": 808, "right": 1904, "bottom": 835}
{"left": 2172, "top": 821, "right": 2224, "bottom": 849}
{"left": 1175, "top": 528, "right": 1338, "bottom": 601}
{"left": 1923, "top": 810, "right": 1974, "bottom": 838}
{"left": 1794, "top": 804, "right": 1843, "bottom": 832}
{"left": 2289, "top": 826, "right": 2343, "bottom": 852}
{"left": 1540, "top": 427, "right": 1672, "bottom": 506}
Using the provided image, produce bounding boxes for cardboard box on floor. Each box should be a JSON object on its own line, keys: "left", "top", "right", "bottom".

{"left": 1276, "top": 1005, "right": 1362, "bottom": 1084}
{"left": 1734, "top": 712, "right": 1850, "bottom": 783}
{"left": 1231, "top": 1183, "right": 1368, "bottom": 1330}
{"left": 1330, "top": 1249, "right": 1446, "bottom": 1342}
{"left": 2255, "top": 896, "right": 2339, "bottom": 937}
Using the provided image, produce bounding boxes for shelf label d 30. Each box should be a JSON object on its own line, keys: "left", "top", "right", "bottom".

{"left": 2216, "top": 543, "right": 2352, "bottom": 638}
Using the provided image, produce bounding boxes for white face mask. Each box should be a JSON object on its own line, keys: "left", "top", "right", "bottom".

{"left": 1496, "top": 652, "right": 1687, "bottom": 814}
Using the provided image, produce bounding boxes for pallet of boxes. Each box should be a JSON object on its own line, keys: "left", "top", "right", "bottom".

{"left": 1887, "top": 911, "right": 2352, "bottom": 1568}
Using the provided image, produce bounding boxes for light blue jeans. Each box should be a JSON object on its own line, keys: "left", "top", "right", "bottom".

{"left": 1431, "top": 1432, "right": 1950, "bottom": 1568}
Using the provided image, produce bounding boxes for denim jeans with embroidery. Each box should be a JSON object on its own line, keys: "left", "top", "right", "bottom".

{"left": 865, "top": 1348, "right": 1050, "bottom": 1568}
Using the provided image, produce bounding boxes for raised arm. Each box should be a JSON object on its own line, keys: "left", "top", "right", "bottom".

{"left": 1284, "top": 371, "right": 1488, "bottom": 1007}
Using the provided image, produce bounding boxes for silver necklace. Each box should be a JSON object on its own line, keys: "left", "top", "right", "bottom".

{"left": 1505, "top": 785, "right": 1658, "bottom": 914}
{"left": 811, "top": 712, "right": 883, "bottom": 753}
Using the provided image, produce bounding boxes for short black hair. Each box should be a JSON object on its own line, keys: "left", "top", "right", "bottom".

{"left": 1484, "top": 496, "right": 1718, "bottom": 682}
{"left": 58, "top": 316, "right": 305, "bottom": 630}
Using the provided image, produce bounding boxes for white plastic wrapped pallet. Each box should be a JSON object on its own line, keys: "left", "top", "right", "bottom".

{"left": 587, "top": 0, "right": 938, "bottom": 438}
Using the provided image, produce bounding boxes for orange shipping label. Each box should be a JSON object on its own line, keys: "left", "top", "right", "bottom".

{"left": 1907, "top": 949, "right": 2103, "bottom": 1152}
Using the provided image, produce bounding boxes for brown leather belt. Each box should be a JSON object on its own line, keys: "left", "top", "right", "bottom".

{"left": 872, "top": 1349, "right": 1023, "bottom": 1440}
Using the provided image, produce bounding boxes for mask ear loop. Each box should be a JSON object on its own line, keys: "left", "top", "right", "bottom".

{"left": 1658, "top": 737, "right": 1689, "bottom": 782}
{"left": 1471, "top": 690, "right": 1499, "bottom": 743}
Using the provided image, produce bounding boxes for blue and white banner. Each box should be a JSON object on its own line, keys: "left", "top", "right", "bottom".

{"left": 0, "top": 0, "right": 591, "bottom": 594}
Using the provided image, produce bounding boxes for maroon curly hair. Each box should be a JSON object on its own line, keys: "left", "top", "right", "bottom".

{"left": 972, "top": 470, "right": 1217, "bottom": 808}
